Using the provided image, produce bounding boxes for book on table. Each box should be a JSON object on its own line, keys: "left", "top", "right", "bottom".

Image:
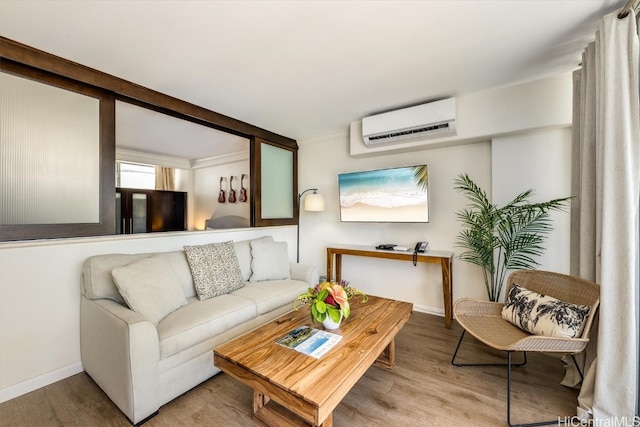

{"left": 276, "top": 326, "right": 342, "bottom": 359}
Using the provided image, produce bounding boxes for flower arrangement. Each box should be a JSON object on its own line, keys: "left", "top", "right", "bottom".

{"left": 293, "top": 280, "right": 368, "bottom": 324}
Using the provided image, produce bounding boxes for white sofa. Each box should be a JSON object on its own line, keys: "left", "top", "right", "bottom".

{"left": 80, "top": 237, "right": 318, "bottom": 425}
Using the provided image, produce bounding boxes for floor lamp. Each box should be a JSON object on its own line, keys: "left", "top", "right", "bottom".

{"left": 297, "top": 188, "right": 325, "bottom": 262}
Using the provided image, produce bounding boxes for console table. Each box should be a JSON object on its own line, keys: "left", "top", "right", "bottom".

{"left": 326, "top": 244, "right": 454, "bottom": 328}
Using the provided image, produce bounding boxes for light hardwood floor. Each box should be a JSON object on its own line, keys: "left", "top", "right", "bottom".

{"left": 0, "top": 312, "right": 579, "bottom": 426}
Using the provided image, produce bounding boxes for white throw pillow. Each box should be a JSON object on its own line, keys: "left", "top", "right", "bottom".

{"left": 234, "top": 236, "right": 274, "bottom": 282}
{"left": 501, "top": 283, "right": 591, "bottom": 338}
{"left": 249, "top": 240, "right": 290, "bottom": 282}
{"left": 111, "top": 255, "right": 188, "bottom": 325}
{"left": 183, "top": 241, "right": 245, "bottom": 300}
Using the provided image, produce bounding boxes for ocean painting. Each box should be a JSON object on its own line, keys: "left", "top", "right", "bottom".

{"left": 338, "top": 165, "right": 429, "bottom": 222}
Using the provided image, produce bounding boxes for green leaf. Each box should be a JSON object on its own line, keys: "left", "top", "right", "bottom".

{"left": 341, "top": 304, "right": 350, "bottom": 319}
{"left": 317, "top": 289, "right": 329, "bottom": 301}
{"left": 327, "top": 306, "right": 342, "bottom": 322}
{"left": 311, "top": 304, "right": 326, "bottom": 322}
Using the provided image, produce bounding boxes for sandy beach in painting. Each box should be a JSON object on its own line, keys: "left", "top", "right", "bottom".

{"left": 340, "top": 202, "right": 429, "bottom": 222}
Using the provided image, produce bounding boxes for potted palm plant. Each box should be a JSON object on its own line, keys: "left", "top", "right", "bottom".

{"left": 454, "top": 173, "right": 571, "bottom": 302}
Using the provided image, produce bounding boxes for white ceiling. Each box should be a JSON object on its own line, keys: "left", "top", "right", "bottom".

{"left": 0, "top": 0, "right": 625, "bottom": 149}
{"left": 115, "top": 101, "right": 249, "bottom": 161}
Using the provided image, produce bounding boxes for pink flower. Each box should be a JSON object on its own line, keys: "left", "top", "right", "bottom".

{"left": 329, "top": 285, "right": 348, "bottom": 309}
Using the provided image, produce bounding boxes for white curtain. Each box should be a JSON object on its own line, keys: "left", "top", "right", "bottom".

{"left": 570, "top": 9, "right": 639, "bottom": 422}
{"left": 155, "top": 166, "right": 175, "bottom": 191}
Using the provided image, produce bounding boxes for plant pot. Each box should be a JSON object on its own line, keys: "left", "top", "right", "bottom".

{"left": 322, "top": 311, "right": 343, "bottom": 330}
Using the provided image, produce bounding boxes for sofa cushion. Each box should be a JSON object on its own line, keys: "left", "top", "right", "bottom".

{"left": 231, "top": 279, "right": 310, "bottom": 315}
{"left": 112, "top": 255, "right": 189, "bottom": 325}
{"left": 157, "top": 294, "right": 256, "bottom": 359}
{"left": 501, "top": 283, "right": 591, "bottom": 338}
{"left": 250, "top": 240, "right": 290, "bottom": 282}
{"left": 83, "top": 253, "right": 151, "bottom": 303}
{"left": 184, "top": 241, "right": 245, "bottom": 300}
{"left": 234, "top": 236, "right": 274, "bottom": 282}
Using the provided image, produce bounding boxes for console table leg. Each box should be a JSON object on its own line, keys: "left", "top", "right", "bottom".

{"left": 325, "top": 250, "right": 342, "bottom": 282}
{"left": 441, "top": 258, "right": 452, "bottom": 329}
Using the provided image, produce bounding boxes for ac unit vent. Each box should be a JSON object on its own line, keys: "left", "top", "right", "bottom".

{"left": 362, "top": 98, "right": 457, "bottom": 147}
{"left": 367, "top": 122, "right": 453, "bottom": 142}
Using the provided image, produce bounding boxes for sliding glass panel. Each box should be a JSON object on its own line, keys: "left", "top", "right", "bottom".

{"left": 0, "top": 71, "right": 100, "bottom": 224}
{"left": 260, "top": 142, "right": 293, "bottom": 219}
{"left": 131, "top": 193, "right": 148, "bottom": 233}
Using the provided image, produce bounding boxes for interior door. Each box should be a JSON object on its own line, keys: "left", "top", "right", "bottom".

{"left": 116, "top": 188, "right": 150, "bottom": 234}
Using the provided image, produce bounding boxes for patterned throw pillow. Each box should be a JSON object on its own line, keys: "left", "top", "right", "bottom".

{"left": 183, "top": 241, "right": 245, "bottom": 301}
{"left": 501, "top": 283, "right": 591, "bottom": 338}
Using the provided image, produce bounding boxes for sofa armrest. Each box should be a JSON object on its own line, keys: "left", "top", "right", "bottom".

{"left": 80, "top": 296, "right": 160, "bottom": 424}
{"left": 289, "top": 262, "right": 319, "bottom": 285}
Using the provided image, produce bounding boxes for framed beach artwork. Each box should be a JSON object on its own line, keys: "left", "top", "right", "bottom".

{"left": 338, "top": 165, "right": 429, "bottom": 223}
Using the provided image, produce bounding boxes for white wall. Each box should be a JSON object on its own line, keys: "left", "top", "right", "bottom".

{"left": 192, "top": 160, "right": 250, "bottom": 230}
{"left": 0, "top": 226, "right": 295, "bottom": 402}
{"left": 174, "top": 168, "right": 191, "bottom": 192}
{"left": 492, "top": 127, "right": 573, "bottom": 299}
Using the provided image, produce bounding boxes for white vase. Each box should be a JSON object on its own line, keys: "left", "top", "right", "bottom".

{"left": 322, "top": 312, "right": 343, "bottom": 330}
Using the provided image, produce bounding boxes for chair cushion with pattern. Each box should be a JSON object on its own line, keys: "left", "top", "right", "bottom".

{"left": 501, "top": 283, "right": 591, "bottom": 338}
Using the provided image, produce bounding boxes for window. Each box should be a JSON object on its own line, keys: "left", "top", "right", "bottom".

{"left": 116, "top": 161, "right": 155, "bottom": 190}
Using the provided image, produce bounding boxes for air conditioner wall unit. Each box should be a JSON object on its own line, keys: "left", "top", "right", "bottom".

{"left": 362, "top": 97, "right": 457, "bottom": 146}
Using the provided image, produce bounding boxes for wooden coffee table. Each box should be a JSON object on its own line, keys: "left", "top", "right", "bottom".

{"left": 214, "top": 295, "right": 412, "bottom": 427}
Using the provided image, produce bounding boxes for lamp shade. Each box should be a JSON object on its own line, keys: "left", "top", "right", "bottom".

{"left": 303, "top": 193, "right": 325, "bottom": 211}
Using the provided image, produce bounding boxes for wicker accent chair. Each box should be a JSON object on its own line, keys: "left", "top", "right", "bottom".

{"left": 451, "top": 270, "right": 600, "bottom": 427}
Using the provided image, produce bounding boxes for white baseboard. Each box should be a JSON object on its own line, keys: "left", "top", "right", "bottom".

{"left": 412, "top": 304, "right": 444, "bottom": 317}
{"left": 0, "top": 362, "right": 84, "bottom": 403}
